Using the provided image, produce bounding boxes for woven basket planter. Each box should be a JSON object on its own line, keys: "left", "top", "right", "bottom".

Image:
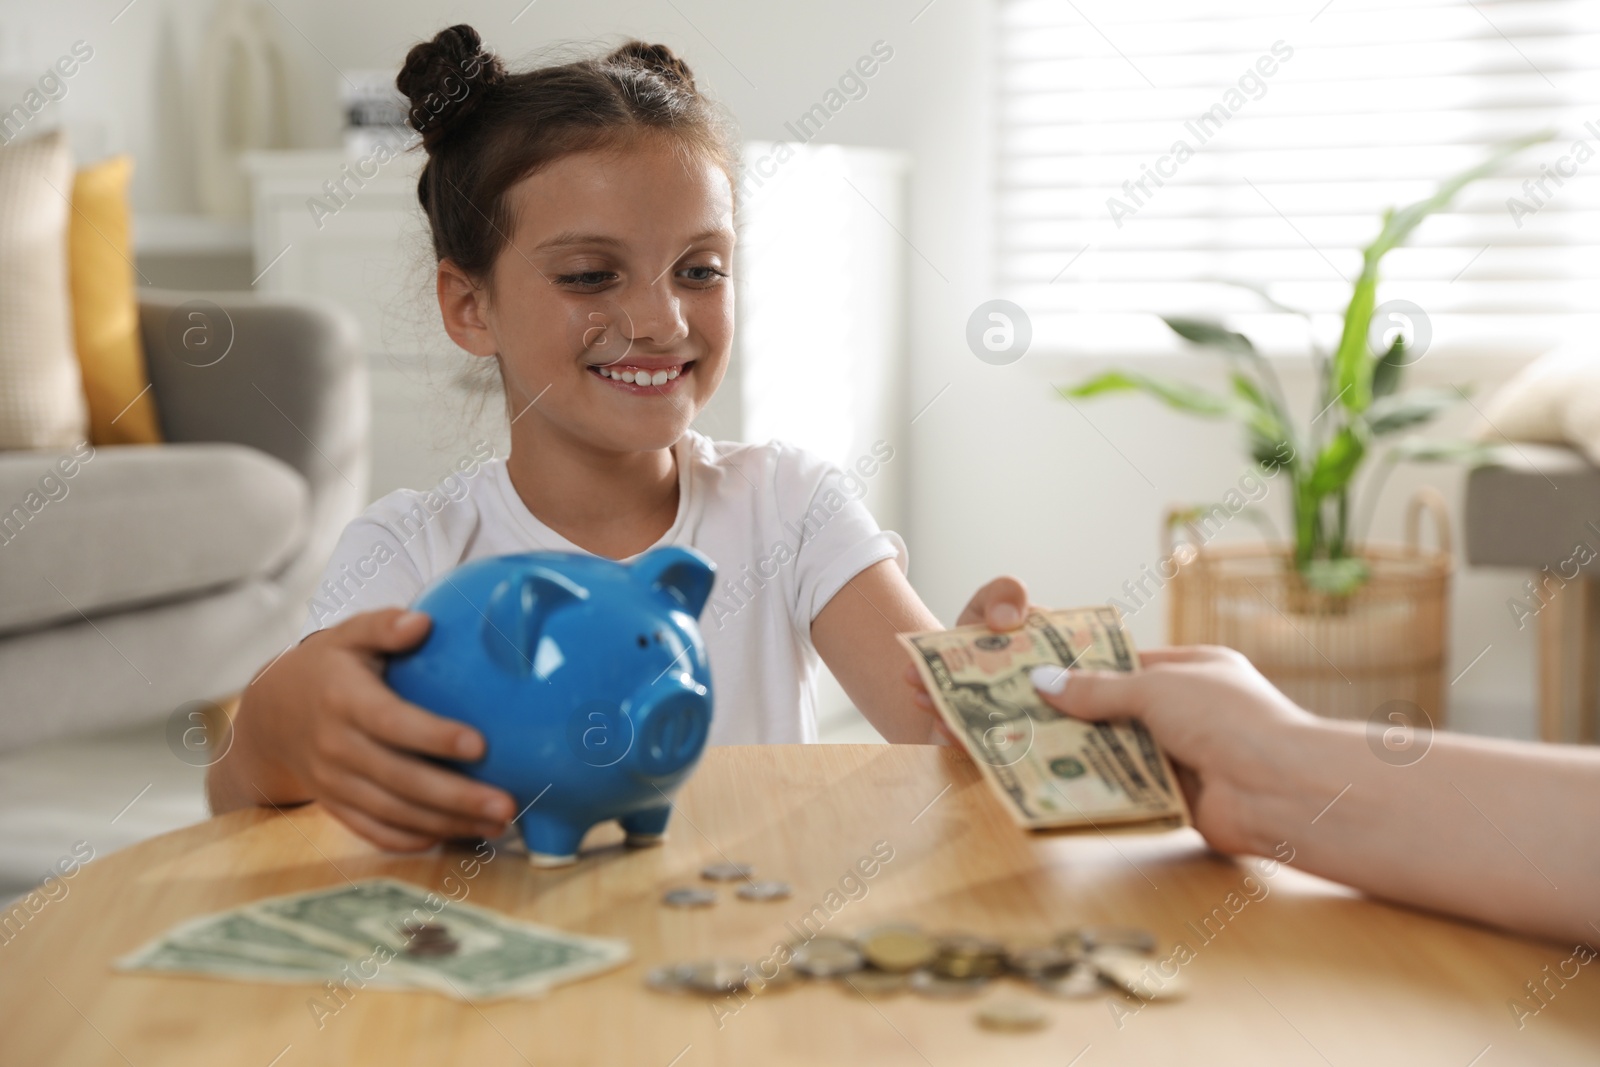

{"left": 1166, "top": 489, "right": 1452, "bottom": 725}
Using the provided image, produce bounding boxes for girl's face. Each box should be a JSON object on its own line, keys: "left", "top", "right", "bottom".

{"left": 463, "top": 134, "right": 735, "bottom": 456}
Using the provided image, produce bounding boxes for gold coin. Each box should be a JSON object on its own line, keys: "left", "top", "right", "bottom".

{"left": 860, "top": 928, "right": 938, "bottom": 973}
{"left": 977, "top": 997, "right": 1049, "bottom": 1033}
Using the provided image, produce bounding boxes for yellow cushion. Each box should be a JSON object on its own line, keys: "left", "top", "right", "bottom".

{"left": 70, "top": 154, "right": 161, "bottom": 445}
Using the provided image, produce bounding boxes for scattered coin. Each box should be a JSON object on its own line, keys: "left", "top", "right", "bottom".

{"left": 736, "top": 880, "right": 793, "bottom": 902}
{"left": 1093, "top": 951, "right": 1188, "bottom": 1001}
{"left": 661, "top": 886, "right": 717, "bottom": 908}
{"left": 977, "top": 997, "right": 1049, "bottom": 1033}
{"left": 1034, "top": 961, "right": 1104, "bottom": 999}
{"left": 1005, "top": 942, "right": 1077, "bottom": 978}
{"left": 909, "top": 969, "right": 991, "bottom": 998}
{"left": 860, "top": 926, "right": 939, "bottom": 973}
{"left": 1081, "top": 925, "right": 1156, "bottom": 954}
{"left": 747, "top": 963, "right": 799, "bottom": 993}
{"left": 645, "top": 963, "right": 696, "bottom": 993}
{"left": 933, "top": 934, "right": 1006, "bottom": 978}
{"left": 642, "top": 922, "right": 1171, "bottom": 1016}
{"left": 401, "top": 920, "right": 448, "bottom": 938}
{"left": 701, "top": 862, "right": 754, "bottom": 882}
{"left": 791, "top": 938, "right": 865, "bottom": 978}
{"left": 843, "top": 969, "right": 908, "bottom": 996}
{"left": 683, "top": 959, "right": 755, "bottom": 995}
{"left": 1054, "top": 929, "right": 1089, "bottom": 960}
{"left": 401, "top": 919, "right": 460, "bottom": 957}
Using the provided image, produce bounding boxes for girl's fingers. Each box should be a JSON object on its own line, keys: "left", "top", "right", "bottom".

{"left": 350, "top": 679, "right": 487, "bottom": 762}
{"left": 956, "top": 575, "right": 1029, "bottom": 630}
{"left": 341, "top": 728, "right": 516, "bottom": 824}
{"left": 323, "top": 607, "right": 433, "bottom": 654}
{"left": 324, "top": 765, "right": 505, "bottom": 841}
{"left": 321, "top": 797, "right": 440, "bottom": 852}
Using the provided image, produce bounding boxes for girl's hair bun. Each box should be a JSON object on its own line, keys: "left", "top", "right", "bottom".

{"left": 605, "top": 41, "right": 696, "bottom": 90}
{"left": 396, "top": 24, "right": 507, "bottom": 150}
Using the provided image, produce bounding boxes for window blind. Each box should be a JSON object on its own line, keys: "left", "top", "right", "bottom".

{"left": 997, "top": 0, "right": 1600, "bottom": 358}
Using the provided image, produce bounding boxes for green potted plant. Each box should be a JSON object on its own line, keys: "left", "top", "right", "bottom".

{"left": 1061, "top": 135, "right": 1545, "bottom": 721}
{"left": 1064, "top": 136, "right": 1542, "bottom": 598}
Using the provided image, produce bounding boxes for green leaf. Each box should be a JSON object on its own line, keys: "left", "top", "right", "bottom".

{"left": 1330, "top": 132, "right": 1552, "bottom": 417}
{"left": 1060, "top": 371, "right": 1240, "bottom": 418}
{"left": 1300, "top": 557, "right": 1371, "bottom": 596}
{"left": 1368, "top": 131, "right": 1553, "bottom": 260}
{"left": 1331, "top": 265, "right": 1379, "bottom": 415}
{"left": 1387, "top": 436, "right": 1503, "bottom": 466}
{"left": 1163, "top": 316, "right": 1258, "bottom": 357}
{"left": 1365, "top": 386, "right": 1468, "bottom": 436}
{"left": 1371, "top": 335, "right": 1406, "bottom": 399}
{"left": 1308, "top": 427, "right": 1367, "bottom": 497}
{"left": 1229, "top": 373, "right": 1283, "bottom": 437}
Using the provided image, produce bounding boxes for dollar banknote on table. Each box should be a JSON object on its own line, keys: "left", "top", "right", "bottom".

{"left": 116, "top": 877, "right": 629, "bottom": 1000}
{"left": 900, "top": 607, "right": 1190, "bottom": 832}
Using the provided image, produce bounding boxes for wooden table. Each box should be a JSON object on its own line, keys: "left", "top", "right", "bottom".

{"left": 3, "top": 745, "right": 1596, "bottom": 1066}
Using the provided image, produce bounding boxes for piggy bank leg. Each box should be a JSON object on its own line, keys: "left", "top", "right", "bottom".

{"left": 519, "top": 812, "right": 586, "bottom": 868}
{"left": 619, "top": 805, "right": 672, "bottom": 847}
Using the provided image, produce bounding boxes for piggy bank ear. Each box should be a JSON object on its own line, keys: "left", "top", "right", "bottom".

{"left": 482, "top": 566, "right": 588, "bottom": 676}
{"left": 633, "top": 546, "right": 716, "bottom": 618}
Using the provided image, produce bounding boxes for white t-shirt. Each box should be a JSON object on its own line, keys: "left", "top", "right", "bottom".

{"left": 299, "top": 431, "right": 906, "bottom": 745}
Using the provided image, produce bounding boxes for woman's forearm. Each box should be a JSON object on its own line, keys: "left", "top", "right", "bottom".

{"left": 1241, "top": 718, "right": 1600, "bottom": 944}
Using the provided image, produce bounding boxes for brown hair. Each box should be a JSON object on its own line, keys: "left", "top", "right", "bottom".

{"left": 395, "top": 26, "right": 739, "bottom": 289}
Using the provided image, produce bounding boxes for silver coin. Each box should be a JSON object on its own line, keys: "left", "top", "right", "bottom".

{"left": 1080, "top": 925, "right": 1155, "bottom": 954}
{"left": 908, "top": 969, "right": 990, "bottom": 999}
{"left": 736, "top": 880, "right": 793, "bottom": 902}
{"left": 661, "top": 886, "right": 717, "bottom": 908}
{"left": 1035, "top": 961, "right": 1104, "bottom": 999}
{"left": 791, "top": 940, "right": 865, "bottom": 978}
{"left": 683, "top": 959, "right": 754, "bottom": 995}
{"left": 1005, "top": 942, "right": 1076, "bottom": 978}
{"left": 701, "top": 862, "right": 754, "bottom": 881}
{"left": 645, "top": 963, "right": 696, "bottom": 993}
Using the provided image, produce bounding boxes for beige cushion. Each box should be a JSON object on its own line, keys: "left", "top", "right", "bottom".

{"left": 0, "top": 129, "right": 87, "bottom": 450}
{"left": 1479, "top": 347, "right": 1600, "bottom": 465}
{"left": 0, "top": 443, "right": 310, "bottom": 635}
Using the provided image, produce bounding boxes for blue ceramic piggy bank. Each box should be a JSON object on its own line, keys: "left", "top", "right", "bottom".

{"left": 385, "top": 546, "right": 716, "bottom": 867}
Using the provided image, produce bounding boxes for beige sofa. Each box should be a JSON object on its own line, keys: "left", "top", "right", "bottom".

{"left": 0, "top": 289, "right": 366, "bottom": 898}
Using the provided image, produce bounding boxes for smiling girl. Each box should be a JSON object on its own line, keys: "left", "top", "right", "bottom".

{"left": 208, "top": 26, "right": 1024, "bottom": 850}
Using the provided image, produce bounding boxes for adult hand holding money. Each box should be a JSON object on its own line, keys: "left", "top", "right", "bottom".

{"left": 901, "top": 605, "right": 1190, "bottom": 832}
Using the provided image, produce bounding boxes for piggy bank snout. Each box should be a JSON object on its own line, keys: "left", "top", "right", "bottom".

{"left": 630, "top": 675, "right": 710, "bottom": 780}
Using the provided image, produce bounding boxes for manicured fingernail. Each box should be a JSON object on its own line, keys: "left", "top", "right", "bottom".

{"left": 1030, "top": 665, "right": 1069, "bottom": 695}
{"left": 990, "top": 603, "right": 1021, "bottom": 629}
{"left": 397, "top": 610, "right": 426, "bottom": 630}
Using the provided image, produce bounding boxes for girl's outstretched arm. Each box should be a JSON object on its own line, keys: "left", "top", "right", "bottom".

{"left": 811, "top": 562, "right": 1029, "bottom": 743}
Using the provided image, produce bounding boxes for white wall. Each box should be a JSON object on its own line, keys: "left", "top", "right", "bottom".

{"left": 2, "top": 0, "right": 1542, "bottom": 738}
